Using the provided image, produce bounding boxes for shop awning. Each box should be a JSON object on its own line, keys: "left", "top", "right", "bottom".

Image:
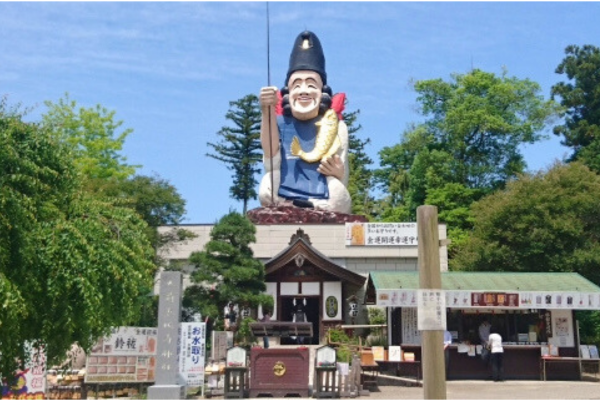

{"left": 364, "top": 271, "right": 600, "bottom": 310}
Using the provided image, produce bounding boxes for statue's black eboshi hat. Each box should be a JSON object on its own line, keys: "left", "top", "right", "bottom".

{"left": 286, "top": 30, "right": 327, "bottom": 85}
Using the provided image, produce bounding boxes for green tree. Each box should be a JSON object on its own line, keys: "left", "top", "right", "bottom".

{"left": 372, "top": 124, "right": 429, "bottom": 222}
{"left": 100, "top": 174, "right": 196, "bottom": 327}
{"left": 207, "top": 95, "right": 262, "bottom": 213}
{"left": 413, "top": 68, "right": 558, "bottom": 193}
{"left": 344, "top": 109, "right": 374, "bottom": 217}
{"left": 183, "top": 211, "right": 272, "bottom": 330}
{"left": 42, "top": 94, "right": 195, "bottom": 327}
{"left": 576, "top": 310, "right": 600, "bottom": 347}
{"left": 454, "top": 162, "right": 600, "bottom": 285}
{"left": 373, "top": 69, "right": 559, "bottom": 255}
{"left": 551, "top": 44, "right": 600, "bottom": 172}
{"left": 101, "top": 174, "right": 191, "bottom": 252}
{"left": 0, "top": 100, "right": 155, "bottom": 374}
{"left": 109, "top": 175, "right": 186, "bottom": 227}
{"left": 42, "top": 93, "right": 138, "bottom": 182}
{"left": 455, "top": 161, "right": 600, "bottom": 345}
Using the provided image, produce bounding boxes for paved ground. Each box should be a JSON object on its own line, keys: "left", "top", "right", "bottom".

{"left": 194, "top": 344, "right": 600, "bottom": 400}
{"left": 367, "top": 380, "right": 600, "bottom": 399}
{"left": 198, "top": 379, "right": 600, "bottom": 399}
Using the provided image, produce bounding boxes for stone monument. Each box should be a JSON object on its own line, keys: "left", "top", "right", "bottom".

{"left": 147, "top": 271, "right": 186, "bottom": 399}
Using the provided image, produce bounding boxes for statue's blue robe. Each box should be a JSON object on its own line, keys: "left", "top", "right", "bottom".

{"left": 278, "top": 115, "right": 329, "bottom": 200}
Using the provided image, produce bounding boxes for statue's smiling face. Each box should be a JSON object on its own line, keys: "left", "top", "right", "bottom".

{"left": 288, "top": 70, "right": 323, "bottom": 120}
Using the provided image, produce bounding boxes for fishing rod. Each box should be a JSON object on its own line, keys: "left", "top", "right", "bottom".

{"left": 266, "top": 2, "right": 275, "bottom": 206}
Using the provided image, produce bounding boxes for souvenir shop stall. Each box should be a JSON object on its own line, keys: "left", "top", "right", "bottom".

{"left": 365, "top": 271, "right": 600, "bottom": 380}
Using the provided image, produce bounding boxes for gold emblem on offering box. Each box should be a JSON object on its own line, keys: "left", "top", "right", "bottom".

{"left": 273, "top": 361, "right": 286, "bottom": 377}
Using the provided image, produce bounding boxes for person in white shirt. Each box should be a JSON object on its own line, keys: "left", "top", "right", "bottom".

{"left": 488, "top": 329, "right": 504, "bottom": 382}
{"left": 443, "top": 330, "right": 453, "bottom": 376}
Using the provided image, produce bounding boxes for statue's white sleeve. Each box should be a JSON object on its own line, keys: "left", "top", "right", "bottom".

{"left": 263, "top": 150, "right": 281, "bottom": 173}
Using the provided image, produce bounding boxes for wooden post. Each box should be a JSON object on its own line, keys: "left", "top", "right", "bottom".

{"left": 418, "top": 206, "right": 447, "bottom": 399}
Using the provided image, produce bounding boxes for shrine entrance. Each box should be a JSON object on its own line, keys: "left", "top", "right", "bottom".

{"left": 279, "top": 297, "right": 320, "bottom": 345}
{"left": 262, "top": 229, "right": 366, "bottom": 344}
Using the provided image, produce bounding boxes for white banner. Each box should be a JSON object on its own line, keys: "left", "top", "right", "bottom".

{"left": 1, "top": 343, "right": 47, "bottom": 398}
{"left": 179, "top": 322, "right": 206, "bottom": 387}
{"left": 376, "top": 289, "right": 600, "bottom": 310}
{"left": 345, "top": 223, "right": 418, "bottom": 246}
{"left": 417, "top": 289, "right": 447, "bottom": 331}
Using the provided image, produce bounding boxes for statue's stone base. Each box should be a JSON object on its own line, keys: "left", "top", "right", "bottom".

{"left": 147, "top": 384, "right": 186, "bottom": 400}
{"left": 247, "top": 206, "right": 368, "bottom": 224}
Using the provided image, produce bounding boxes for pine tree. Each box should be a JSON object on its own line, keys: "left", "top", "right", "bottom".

{"left": 551, "top": 44, "right": 600, "bottom": 173}
{"left": 344, "top": 109, "right": 374, "bottom": 217}
{"left": 207, "top": 95, "right": 262, "bottom": 213}
{"left": 184, "top": 212, "right": 273, "bottom": 330}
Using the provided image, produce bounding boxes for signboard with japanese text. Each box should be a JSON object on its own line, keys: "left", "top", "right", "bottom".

{"left": 211, "top": 331, "right": 233, "bottom": 361}
{"left": 345, "top": 223, "right": 418, "bottom": 246}
{"left": 375, "top": 289, "right": 600, "bottom": 310}
{"left": 550, "top": 309, "right": 575, "bottom": 347}
{"left": 401, "top": 308, "right": 421, "bottom": 345}
{"left": 376, "top": 290, "right": 417, "bottom": 307}
{"left": 471, "top": 292, "right": 519, "bottom": 308}
{"left": 1, "top": 343, "right": 47, "bottom": 399}
{"left": 446, "top": 290, "right": 472, "bottom": 308}
{"left": 85, "top": 327, "right": 157, "bottom": 383}
{"left": 417, "top": 289, "right": 447, "bottom": 331}
{"left": 179, "top": 322, "right": 206, "bottom": 387}
{"left": 25, "top": 343, "right": 47, "bottom": 397}
{"left": 388, "top": 346, "right": 402, "bottom": 362}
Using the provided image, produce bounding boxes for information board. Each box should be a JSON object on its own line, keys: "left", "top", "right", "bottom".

{"left": 417, "top": 289, "right": 447, "bottom": 331}
{"left": 179, "top": 322, "right": 206, "bottom": 387}
{"left": 85, "top": 327, "right": 157, "bottom": 383}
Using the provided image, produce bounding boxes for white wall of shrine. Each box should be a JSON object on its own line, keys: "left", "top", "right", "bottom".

{"left": 155, "top": 223, "right": 448, "bottom": 294}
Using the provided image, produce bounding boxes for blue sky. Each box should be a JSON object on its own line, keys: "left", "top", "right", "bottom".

{"left": 1, "top": 2, "right": 597, "bottom": 223}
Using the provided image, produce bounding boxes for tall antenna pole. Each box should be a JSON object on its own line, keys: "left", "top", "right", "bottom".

{"left": 266, "top": 2, "right": 274, "bottom": 205}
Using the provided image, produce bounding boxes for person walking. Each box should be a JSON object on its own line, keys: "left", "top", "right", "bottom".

{"left": 443, "top": 330, "right": 453, "bottom": 377}
{"left": 260, "top": 311, "right": 271, "bottom": 348}
{"left": 488, "top": 328, "right": 504, "bottom": 382}
{"left": 479, "top": 318, "right": 491, "bottom": 347}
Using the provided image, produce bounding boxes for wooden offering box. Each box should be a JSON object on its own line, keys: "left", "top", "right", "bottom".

{"left": 250, "top": 347, "right": 310, "bottom": 398}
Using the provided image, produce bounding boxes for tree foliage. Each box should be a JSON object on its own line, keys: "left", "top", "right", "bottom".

{"left": 42, "top": 95, "right": 194, "bottom": 328}
{"left": 100, "top": 175, "right": 191, "bottom": 253}
{"left": 98, "top": 174, "right": 195, "bottom": 327}
{"left": 414, "top": 68, "right": 558, "bottom": 191}
{"left": 207, "top": 95, "right": 262, "bottom": 213}
{"left": 344, "top": 109, "right": 374, "bottom": 217}
{"left": 42, "top": 93, "right": 138, "bottom": 182}
{"left": 183, "top": 212, "right": 272, "bottom": 328}
{"left": 106, "top": 175, "right": 186, "bottom": 227}
{"left": 551, "top": 44, "right": 600, "bottom": 172}
{"left": 373, "top": 69, "right": 560, "bottom": 255}
{"left": 576, "top": 310, "right": 600, "bottom": 346}
{"left": 372, "top": 124, "right": 428, "bottom": 221}
{"left": 0, "top": 100, "right": 155, "bottom": 373}
{"left": 454, "top": 162, "right": 600, "bottom": 286}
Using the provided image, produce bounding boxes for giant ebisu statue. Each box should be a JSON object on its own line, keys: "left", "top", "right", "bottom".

{"left": 258, "top": 30, "right": 352, "bottom": 215}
